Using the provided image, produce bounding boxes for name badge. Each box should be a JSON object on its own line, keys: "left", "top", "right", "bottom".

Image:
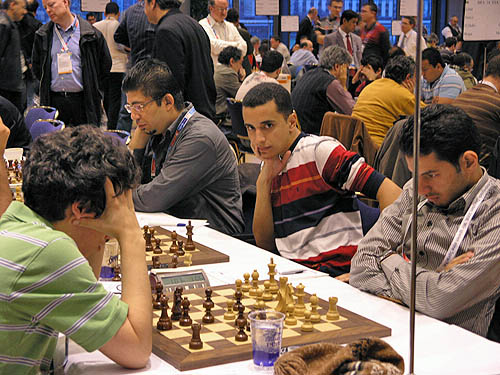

{"left": 57, "top": 52, "right": 73, "bottom": 75}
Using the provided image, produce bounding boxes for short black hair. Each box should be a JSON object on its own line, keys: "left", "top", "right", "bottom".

{"left": 259, "top": 40, "right": 270, "bottom": 55}
{"left": 260, "top": 50, "right": 283, "bottom": 73}
{"left": 362, "top": 3, "right": 377, "bottom": 14}
{"left": 340, "top": 10, "right": 358, "bottom": 24}
{"left": 242, "top": 83, "right": 293, "bottom": 120}
{"left": 145, "top": 0, "right": 181, "bottom": 10}
{"left": 402, "top": 16, "right": 415, "bottom": 26}
{"left": 422, "top": 47, "right": 444, "bottom": 68}
{"left": 485, "top": 55, "right": 500, "bottom": 78}
{"left": 384, "top": 55, "right": 415, "bottom": 84}
{"left": 452, "top": 52, "right": 473, "bottom": 69}
{"left": 361, "top": 54, "right": 383, "bottom": 73}
{"left": 86, "top": 12, "right": 96, "bottom": 20}
{"left": 271, "top": 35, "right": 280, "bottom": 42}
{"left": 105, "top": 1, "right": 119, "bottom": 15}
{"left": 122, "top": 59, "right": 184, "bottom": 110}
{"left": 225, "top": 8, "right": 238, "bottom": 23}
{"left": 399, "top": 104, "right": 481, "bottom": 168}
{"left": 218, "top": 46, "right": 242, "bottom": 65}
{"left": 445, "top": 36, "right": 457, "bottom": 48}
{"left": 26, "top": 0, "right": 39, "bottom": 13}
{"left": 23, "top": 126, "right": 140, "bottom": 222}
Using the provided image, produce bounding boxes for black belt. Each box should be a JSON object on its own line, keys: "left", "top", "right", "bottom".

{"left": 50, "top": 90, "right": 83, "bottom": 98}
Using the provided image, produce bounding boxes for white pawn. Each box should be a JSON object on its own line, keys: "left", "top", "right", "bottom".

{"left": 224, "top": 299, "right": 236, "bottom": 320}
{"left": 262, "top": 281, "right": 273, "bottom": 301}
{"left": 326, "top": 297, "right": 340, "bottom": 321}
{"left": 242, "top": 272, "right": 251, "bottom": 293}
{"left": 301, "top": 310, "right": 313, "bottom": 332}
{"left": 249, "top": 269, "right": 259, "bottom": 296}
{"left": 285, "top": 303, "right": 297, "bottom": 326}
{"left": 309, "top": 294, "right": 321, "bottom": 323}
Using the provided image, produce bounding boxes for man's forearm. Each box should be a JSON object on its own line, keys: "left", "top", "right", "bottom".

{"left": 0, "top": 119, "right": 11, "bottom": 216}
{"left": 376, "top": 178, "right": 402, "bottom": 211}
{"left": 253, "top": 176, "right": 276, "bottom": 251}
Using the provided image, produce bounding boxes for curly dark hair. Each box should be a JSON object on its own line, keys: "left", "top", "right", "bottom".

{"left": 385, "top": 55, "right": 415, "bottom": 84}
{"left": 399, "top": 104, "right": 481, "bottom": 168}
{"left": 218, "top": 46, "right": 242, "bottom": 65}
{"left": 23, "top": 126, "right": 141, "bottom": 222}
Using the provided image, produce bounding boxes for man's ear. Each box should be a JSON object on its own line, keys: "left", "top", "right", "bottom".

{"left": 287, "top": 111, "right": 298, "bottom": 131}
{"left": 462, "top": 150, "right": 479, "bottom": 170}
{"left": 70, "top": 202, "right": 95, "bottom": 223}
{"left": 163, "top": 93, "right": 175, "bottom": 108}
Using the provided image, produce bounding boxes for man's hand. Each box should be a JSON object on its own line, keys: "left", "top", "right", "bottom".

{"left": 361, "top": 65, "right": 377, "bottom": 81}
{"left": 128, "top": 127, "right": 152, "bottom": 151}
{"left": 238, "top": 67, "right": 246, "bottom": 82}
{"left": 442, "top": 251, "right": 474, "bottom": 272}
{"left": 402, "top": 76, "right": 415, "bottom": 94}
{"left": 76, "top": 179, "right": 141, "bottom": 242}
{"left": 255, "top": 151, "right": 292, "bottom": 186}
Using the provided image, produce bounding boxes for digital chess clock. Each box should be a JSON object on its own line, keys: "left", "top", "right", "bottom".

{"left": 150, "top": 269, "right": 210, "bottom": 294}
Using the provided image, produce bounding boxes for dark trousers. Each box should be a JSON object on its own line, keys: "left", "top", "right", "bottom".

{"left": 50, "top": 91, "right": 86, "bottom": 127}
{"left": 102, "top": 72, "right": 124, "bottom": 130}
{"left": 0, "top": 88, "right": 25, "bottom": 115}
{"left": 116, "top": 90, "right": 132, "bottom": 133}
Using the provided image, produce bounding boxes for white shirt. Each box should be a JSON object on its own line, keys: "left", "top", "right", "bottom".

{"left": 397, "top": 29, "right": 427, "bottom": 60}
{"left": 93, "top": 16, "right": 128, "bottom": 73}
{"left": 199, "top": 15, "right": 247, "bottom": 67}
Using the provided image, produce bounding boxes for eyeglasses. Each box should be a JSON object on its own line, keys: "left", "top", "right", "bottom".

{"left": 124, "top": 97, "right": 158, "bottom": 113}
{"left": 213, "top": 6, "right": 228, "bottom": 12}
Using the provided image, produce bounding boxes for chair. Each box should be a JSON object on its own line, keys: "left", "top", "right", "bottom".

{"left": 226, "top": 98, "right": 254, "bottom": 164}
{"left": 320, "top": 112, "right": 378, "bottom": 166}
{"left": 30, "top": 119, "right": 64, "bottom": 141}
{"left": 25, "top": 106, "right": 58, "bottom": 130}
{"left": 103, "top": 130, "right": 131, "bottom": 145}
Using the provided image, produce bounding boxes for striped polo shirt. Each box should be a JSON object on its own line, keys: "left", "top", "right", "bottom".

{"left": 422, "top": 64, "right": 465, "bottom": 104}
{"left": 0, "top": 202, "right": 128, "bottom": 374}
{"left": 272, "top": 133, "right": 385, "bottom": 276}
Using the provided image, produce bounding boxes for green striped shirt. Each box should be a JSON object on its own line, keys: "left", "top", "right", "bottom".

{"left": 0, "top": 202, "right": 128, "bottom": 374}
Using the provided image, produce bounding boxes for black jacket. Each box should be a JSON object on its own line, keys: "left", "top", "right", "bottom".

{"left": 0, "top": 95, "right": 32, "bottom": 149}
{"left": 32, "top": 16, "right": 111, "bottom": 125}
{"left": 0, "top": 11, "right": 23, "bottom": 92}
{"left": 154, "top": 9, "right": 216, "bottom": 122}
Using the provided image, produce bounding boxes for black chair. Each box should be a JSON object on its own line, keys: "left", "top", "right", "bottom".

{"left": 226, "top": 98, "right": 254, "bottom": 164}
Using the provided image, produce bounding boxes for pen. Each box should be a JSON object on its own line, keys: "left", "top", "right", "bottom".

{"left": 146, "top": 222, "right": 187, "bottom": 227}
{"left": 279, "top": 269, "right": 305, "bottom": 275}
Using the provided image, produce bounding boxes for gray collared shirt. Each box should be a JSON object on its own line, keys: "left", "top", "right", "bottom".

{"left": 50, "top": 15, "right": 83, "bottom": 92}
{"left": 350, "top": 169, "right": 500, "bottom": 337}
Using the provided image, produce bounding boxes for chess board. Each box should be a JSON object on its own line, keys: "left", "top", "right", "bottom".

{"left": 145, "top": 226, "right": 229, "bottom": 268}
{"left": 152, "top": 283, "right": 391, "bottom": 371}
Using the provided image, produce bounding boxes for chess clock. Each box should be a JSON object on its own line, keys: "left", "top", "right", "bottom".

{"left": 150, "top": 269, "right": 210, "bottom": 294}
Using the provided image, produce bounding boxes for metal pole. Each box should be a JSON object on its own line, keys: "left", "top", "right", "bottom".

{"left": 410, "top": 0, "right": 424, "bottom": 374}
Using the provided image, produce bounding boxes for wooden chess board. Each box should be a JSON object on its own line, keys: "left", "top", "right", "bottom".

{"left": 145, "top": 226, "right": 229, "bottom": 268}
{"left": 152, "top": 283, "right": 391, "bottom": 371}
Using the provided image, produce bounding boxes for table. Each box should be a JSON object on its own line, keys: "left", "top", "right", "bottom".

{"left": 63, "top": 218, "right": 500, "bottom": 375}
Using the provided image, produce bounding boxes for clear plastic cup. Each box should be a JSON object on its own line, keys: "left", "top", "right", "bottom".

{"left": 248, "top": 310, "right": 285, "bottom": 370}
{"left": 100, "top": 239, "right": 119, "bottom": 280}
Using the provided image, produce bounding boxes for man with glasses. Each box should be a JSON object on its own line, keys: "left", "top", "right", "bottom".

{"left": 199, "top": 0, "right": 246, "bottom": 68}
{"left": 125, "top": 59, "right": 244, "bottom": 235}
{"left": 397, "top": 16, "right": 426, "bottom": 60}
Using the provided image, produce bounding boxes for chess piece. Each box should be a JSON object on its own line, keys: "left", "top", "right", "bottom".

{"left": 286, "top": 284, "right": 295, "bottom": 306}
{"left": 242, "top": 273, "right": 251, "bottom": 293}
{"left": 203, "top": 288, "right": 215, "bottom": 324}
{"left": 153, "top": 237, "right": 162, "bottom": 254}
{"left": 326, "top": 297, "right": 340, "bottom": 321}
{"left": 170, "top": 254, "right": 178, "bottom": 268}
{"left": 234, "top": 290, "right": 243, "bottom": 312}
{"left": 249, "top": 269, "right": 259, "bottom": 296}
{"left": 185, "top": 221, "right": 195, "bottom": 251}
{"left": 254, "top": 288, "right": 265, "bottom": 310}
{"left": 301, "top": 310, "right": 314, "bottom": 332}
{"left": 275, "top": 277, "right": 289, "bottom": 313}
{"left": 157, "top": 295, "right": 172, "bottom": 331}
{"left": 142, "top": 225, "right": 149, "bottom": 239}
{"left": 262, "top": 281, "right": 273, "bottom": 301}
{"left": 179, "top": 297, "right": 192, "bottom": 326}
{"left": 112, "top": 264, "right": 121, "bottom": 281}
{"left": 145, "top": 227, "right": 153, "bottom": 252}
{"left": 224, "top": 299, "right": 236, "bottom": 320}
{"left": 189, "top": 323, "right": 203, "bottom": 349}
{"left": 235, "top": 304, "right": 248, "bottom": 342}
{"left": 309, "top": 294, "right": 321, "bottom": 323}
{"left": 177, "top": 241, "right": 185, "bottom": 256}
{"left": 268, "top": 258, "right": 279, "bottom": 295}
{"left": 285, "top": 303, "right": 297, "bottom": 326}
{"left": 235, "top": 279, "right": 243, "bottom": 296}
{"left": 171, "top": 287, "right": 183, "bottom": 321}
{"left": 153, "top": 282, "right": 163, "bottom": 310}
{"left": 152, "top": 255, "right": 161, "bottom": 269}
{"left": 183, "top": 253, "right": 193, "bottom": 267}
{"left": 235, "top": 295, "right": 245, "bottom": 327}
{"left": 169, "top": 231, "right": 179, "bottom": 253}
{"left": 294, "top": 283, "right": 306, "bottom": 317}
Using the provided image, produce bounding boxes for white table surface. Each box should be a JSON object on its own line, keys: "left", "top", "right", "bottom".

{"left": 64, "top": 217, "right": 500, "bottom": 375}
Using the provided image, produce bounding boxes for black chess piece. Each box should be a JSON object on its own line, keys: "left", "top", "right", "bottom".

{"left": 157, "top": 295, "right": 172, "bottom": 331}
{"left": 152, "top": 255, "right": 161, "bottom": 269}
{"left": 185, "top": 221, "right": 195, "bottom": 251}
{"left": 235, "top": 304, "right": 248, "bottom": 342}
{"left": 170, "top": 254, "right": 178, "bottom": 269}
{"left": 179, "top": 297, "right": 192, "bottom": 326}
{"left": 234, "top": 290, "right": 243, "bottom": 316}
{"left": 176, "top": 241, "right": 185, "bottom": 256}
{"left": 171, "top": 287, "right": 183, "bottom": 321}
{"left": 112, "top": 264, "right": 121, "bottom": 281}
{"left": 235, "top": 296, "right": 245, "bottom": 327}
{"left": 153, "top": 282, "right": 163, "bottom": 310}
{"left": 189, "top": 323, "right": 203, "bottom": 349}
{"left": 153, "top": 237, "right": 162, "bottom": 254}
{"left": 202, "top": 300, "right": 215, "bottom": 324}
{"left": 169, "top": 231, "right": 179, "bottom": 254}
{"left": 145, "top": 227, "right": 153, "bottom": 252}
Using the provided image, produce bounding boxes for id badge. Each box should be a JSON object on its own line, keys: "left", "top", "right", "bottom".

{"left": 57, "top": 52, "right": 73, "bottom": 75}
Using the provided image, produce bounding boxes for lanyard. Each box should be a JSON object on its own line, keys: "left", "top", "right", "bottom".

{"left": 206, "top": 18, "right": 221, "bottom": 39}
{"left": 54, "top": 18, "right": 78, "bottom": 53}
{"left": 150, "top": 107, "right": 196, "bottom": 178}
{"left": 400, "top": 179, "right": 490, "bottom": 270}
